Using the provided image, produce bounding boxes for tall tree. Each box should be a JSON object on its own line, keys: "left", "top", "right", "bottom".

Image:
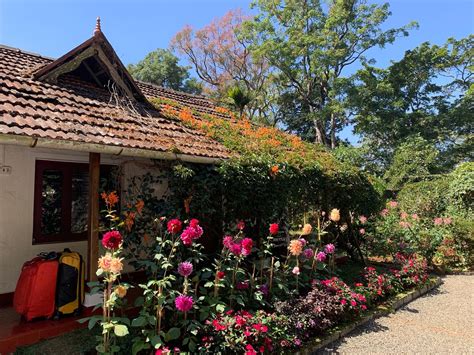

{"left": 171, "top": 9, "right": 275, "bottom": 123}
{"left": 242, "top": 0, "right": 414, "bottom": 148}
{"left": 348, "top": 36, "right": 473, "bottom": 170}
{"left": 127, "top": 48, "right": 202, "bottom": 94}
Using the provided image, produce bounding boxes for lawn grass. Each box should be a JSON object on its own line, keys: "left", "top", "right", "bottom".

{"left": 14, "top": 328, "right": 97, "bottom": 355}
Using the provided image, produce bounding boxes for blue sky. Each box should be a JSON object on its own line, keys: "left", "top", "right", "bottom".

{"left": 1, "top": 0, "right": 472, "bottom": 142}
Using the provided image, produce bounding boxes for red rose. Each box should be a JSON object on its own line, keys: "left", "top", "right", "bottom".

{"left": 217, "top": 271, "right": 225, "bottom": 279}
{"left": 101, "top": 230, "right": 122, "bottom": 250}
{"left": 167, "top": 219, "right": 182, "bottom": 234}
{"left": 269, "top": 223, "right": 279, "bottom": 235}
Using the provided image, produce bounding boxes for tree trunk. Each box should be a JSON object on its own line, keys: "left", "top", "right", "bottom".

{"left": 330, "top": 112, "right": 337, "bottom": 149}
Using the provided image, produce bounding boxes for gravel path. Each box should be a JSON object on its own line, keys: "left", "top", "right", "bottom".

{"left": 319, "top": 275, "right": 474, "bottom": 355}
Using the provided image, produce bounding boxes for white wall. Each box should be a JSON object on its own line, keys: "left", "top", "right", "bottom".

{"left": 0, "top": 144, "right": 168, "bottom": 294}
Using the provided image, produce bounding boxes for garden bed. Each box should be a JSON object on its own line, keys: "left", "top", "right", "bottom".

{"left": 295, "top": 276, "right": 442, "bottom": 355}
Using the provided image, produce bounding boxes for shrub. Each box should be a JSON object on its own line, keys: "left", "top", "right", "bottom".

{"left": 398, "top": 177, "right": 450, "bottom": 218}
{"left": 447, "top": 162, "right": 474, "bottom": 215}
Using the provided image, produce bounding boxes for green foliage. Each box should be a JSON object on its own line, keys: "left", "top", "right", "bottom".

{"left": 127, "top": 48, "right": 202, "bottom": 94}
{"left": 349, "top": 36, "right": 473, "bottom": 170}
{"left": 447, "top": 162, "right": 474, "bottom": 214}
{"left": 227, "top": 86, "right": 251, "bottom": 118}
{"left": 242, "top": 0, "right": 414, "bottom": 147}
{"left": 398, "top": 177, "right": 450, "bottom": 218}
{"left": 384, "top": 136, "right": 438, "bottom": 190}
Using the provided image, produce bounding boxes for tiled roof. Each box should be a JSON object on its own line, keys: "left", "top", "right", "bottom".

{"left": 0, "top": 44, "right": 230, "bottom": 160}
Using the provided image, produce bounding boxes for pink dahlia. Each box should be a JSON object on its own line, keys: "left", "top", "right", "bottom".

{"left": 292, "top": 266, "right": 300, "bottom": 275}
{"left": 359, "top": 228, "right": 366, "bottom": 235}
{"left": 388, "top": 201, "right": 398, "bottom": 208}
{"left": 303, "top": 248, "right": 314, "bottom": 259}
{"left": 178, "top": 261, "right": 193, "bottom": 277}
{"left": 102, "top": 230, "right": 122, "bottom": 250}
{"left": 316, "top": 251, "right": 327, "bottom": 262}
{"left": 175, "top": 295, "right": 193, "bottom": 312}
{"left": 324, "top": 243, "right": 335, "bottom": 254}
{"left": 359, "top": 215, "right": 367, "bottom": 224}
{"left": 230, "top": 242, "right": 242, "bottom": 256}
{"left": 434, "top": 217, "right": 443, "bottom": 225}
{"left": 167, "top": 219, "right": 182, "bottom": 234}
{"left": 180, "top": 223, "right": 204, "bottom": 246}
{"left": 223, "top": 235, "right": 234, "bottom": 249}
{"left": 269, "top": 223, "right": 279, "bottom": 235}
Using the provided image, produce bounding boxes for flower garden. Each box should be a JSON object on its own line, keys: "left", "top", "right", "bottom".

{"left": 79, "top": 189, "right": 471, "bottom": 355}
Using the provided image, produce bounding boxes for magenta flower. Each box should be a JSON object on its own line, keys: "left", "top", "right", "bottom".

{"left": 303, "top": 248, "right": 314, "bottom": 259}
{"left": 178, "top": 261, "right": 193, "bottom": 277}
{"left": 230, "top": 242, "right": 242, "bottom": 256}
{"left": 236, "top": 280, "right": 249, "bottom": 290}
{"left": 324, "top": 243, "right": 335, "bottom": 254}
{"left": 223, "top": 235, "right": 233, "bottom": 249}
{"left": 175, "top": 295, "right": 193, "bottom": 312}
{"left": 241, "top": 238, "right": 253, "bottom": 256}
{"left": 180, "top": 222, "right": 204, "bottom": 246}
{"left": 316, "top": 251, "right": 327, "bottom": 262}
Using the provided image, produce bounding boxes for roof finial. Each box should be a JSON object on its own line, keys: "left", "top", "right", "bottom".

{"left": 93, "top": 17, "right": 101, "bottom": 36}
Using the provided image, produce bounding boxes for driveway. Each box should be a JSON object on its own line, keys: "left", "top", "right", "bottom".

{"left": 319, "top": 275, "right": 474, "bottom": 354}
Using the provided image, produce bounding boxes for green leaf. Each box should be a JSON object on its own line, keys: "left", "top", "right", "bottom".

{"left": 165, "top": 327, "right": 181, "bottom": 341}
{"left": 113, "top": 324, "right": 129, "bottom": 337}
{"left": 131, "top": 316, "right": 147, "bottom": 327}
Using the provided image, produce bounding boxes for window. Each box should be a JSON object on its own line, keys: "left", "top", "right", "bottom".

{"left": 33, "top": 160, "right": 116, "bottom": 244}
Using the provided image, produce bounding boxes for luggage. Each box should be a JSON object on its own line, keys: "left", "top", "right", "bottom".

{"left": 13, "top": 257, "right": 59, "bottom": 321}
{"left": 55, "top": 249, "right": 85, "bottom": 317}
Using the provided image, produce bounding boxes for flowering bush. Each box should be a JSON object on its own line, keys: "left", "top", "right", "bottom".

{"left": 87, "top": 192, "right": 130, "bottom": 354}
{"left": 86, "top": 193, "right": 433, "bottom": 354}
{"left": 199, "top": 310, "right": 294, "bottom": 354}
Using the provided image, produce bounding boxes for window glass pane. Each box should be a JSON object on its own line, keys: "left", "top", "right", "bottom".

{"left": 71, "top": 169, "right": 89, "bottom": 234}
{"left": 41, "top": 169, "right": 63, "bottom": 235}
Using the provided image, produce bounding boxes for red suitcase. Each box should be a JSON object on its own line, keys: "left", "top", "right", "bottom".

{"left": 13, "top": 257, "right": 59, "bottom": 321}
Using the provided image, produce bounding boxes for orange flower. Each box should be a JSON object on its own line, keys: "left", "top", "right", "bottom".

{"left": 98, "top": 253, "right": 113, "bottom": 272}
{"left": 270, "top": 165, "right": 279, "bottom": 176}
{"left": 110, "top": 257, "right": 124, "bottom": 274}
{"left": 329, "top": 208, "right": 340, "bottom": 222}
{"left": 301, "top": 224, "right": 313, "bottom": 236}
{"left": 124, "top": 211, "right": 136, "bottom": 232}
{"left": 114, "top": 285, "right": 127, "bottom": 298}
{"left": 101, "top": 191, "right": 119, "bottom": 207}
{"left": 135, "top": 200, "right": 145, "bottom": 214}
{"left": 288, "top": 239, "right": 303, "bottom": 256}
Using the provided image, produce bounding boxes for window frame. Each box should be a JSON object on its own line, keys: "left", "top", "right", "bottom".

{"left": 33, "top": 160, "right": 115, "bottom": 245}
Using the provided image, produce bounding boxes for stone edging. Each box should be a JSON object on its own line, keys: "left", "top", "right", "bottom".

{"left": 295, "top": 277, "right": 443, "bottom": 355}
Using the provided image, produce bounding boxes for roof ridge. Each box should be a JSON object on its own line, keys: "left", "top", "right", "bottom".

{"left": 0, "top": 43, "right": 219, "bottom": 105}
{"left": 0, "top": 44, "right": 55, "bottom": 61}
{"left": 136, "top": 80, "right": 215, "bottom": 102}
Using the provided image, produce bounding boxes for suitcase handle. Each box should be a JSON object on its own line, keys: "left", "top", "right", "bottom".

{"left": 38, "top": 251, "right": 59, "bottom": 260}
